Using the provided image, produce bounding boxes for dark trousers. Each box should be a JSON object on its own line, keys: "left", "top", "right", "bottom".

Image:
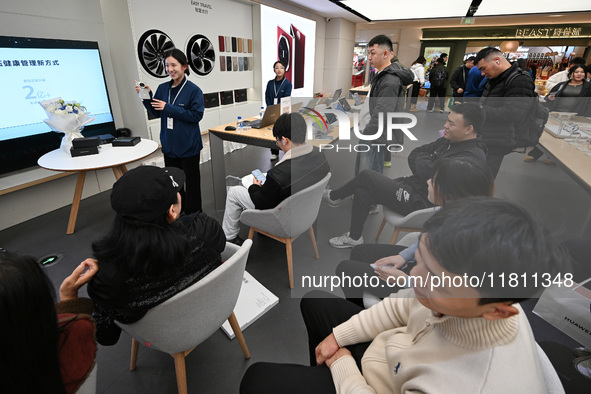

{"left": 427, "top": 87, "right": 446, "bottom": 110}
{"left": 485, "top": 154, "right": 505, "bottom": 179}
{"left": 330, "top": 170, "right": 429, "bottom": 240}
{"left": 337, "top": 244, "right": 408, "bottom": 307}
{"left": 410, "top": 81, "right": 421, "bottom": 105}
{"left": 164, "top": 154, "right": 202, "bottom": 214}
{"left": 240, "top": 292, "right": 369, "bottom": 394}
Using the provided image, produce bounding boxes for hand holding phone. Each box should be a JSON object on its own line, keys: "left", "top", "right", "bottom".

{"left": 252, "top": 169, "right": 266, "bottom": 185}
{"left": 136, "top": 81, "right": 151, "bottom": 100}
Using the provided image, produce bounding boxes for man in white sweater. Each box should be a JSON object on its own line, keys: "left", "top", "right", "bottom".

{"left": 240, "top": 197, "right": 569, "bottom": 393}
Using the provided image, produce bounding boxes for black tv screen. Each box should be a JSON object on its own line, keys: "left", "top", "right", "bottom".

{"left": 0, "top": 36, "right": 116, "bottom": 175}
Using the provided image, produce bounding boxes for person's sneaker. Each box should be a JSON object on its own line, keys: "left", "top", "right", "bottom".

{"left": 439, "top": 109, "right": 445, "bottom": 113}
{"left": 427, "top": 109, "right": 434, "bottom": 113}
{"left": 329, "top": 232, "right": 364, "bottom": 248}
{"left": 409, "top": 107, "right": 418, "bottom": 112}
{"left": 322, "top": 188, "right": 341, "bottom": 207}
{"left": 383, "top": 161, "right": 392, "bottom": 168}
{"left": 368, "top": 205, "right": 380, "bottom": 215}
{"left": 544, "top": 158, "right": 555, "bottom": 165}
{"left": 270, "top": 154, "right": 279, "bottom": 160}
{"left": 524, "top": 155, "right": 536, "bottom": 162}
{"left": 228, "top": 235, "right": 244, "bottom": 246}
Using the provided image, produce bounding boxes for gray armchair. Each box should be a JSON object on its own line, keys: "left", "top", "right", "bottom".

{"left": 375, "top": 206, "right": 438, "bottom": 244}
{"left": 240, "top": 173, "right": 331, "bottom": 288}
{"left": 117, "top": 240, "right": 252, "bottom": 394}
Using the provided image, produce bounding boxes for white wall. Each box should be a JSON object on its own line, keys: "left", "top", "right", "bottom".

{"left": 323, "top": 18, "right": 356, "bottom": 95}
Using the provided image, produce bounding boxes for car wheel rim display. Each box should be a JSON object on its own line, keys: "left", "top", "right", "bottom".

{"left": 137, "top": 29, "right": 175, "bottom": 78}
{"left": 187, "top": 34, "right": 216, "bottom": 76}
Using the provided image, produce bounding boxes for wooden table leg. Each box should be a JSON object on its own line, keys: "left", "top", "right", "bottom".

{"left": 66, "top": 171, "right": 86, "bottom": 235}
{"left": 112, "top": 164, "right": 127, "bottom": 180}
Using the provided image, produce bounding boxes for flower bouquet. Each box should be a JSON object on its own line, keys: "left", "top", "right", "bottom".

{"left": 40, "top": 97, "right": 95, "bottom": 154}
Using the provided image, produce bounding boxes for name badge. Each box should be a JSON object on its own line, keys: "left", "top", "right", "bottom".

{"left": 274, "top": 98, "right": 278, "bottom": 105}
{"left": 167, "top": 117, "right": 174, "bottom": 129}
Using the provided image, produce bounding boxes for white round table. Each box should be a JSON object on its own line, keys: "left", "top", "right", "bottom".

{"left": 38, "top": 138, "right": 158, "bottom": 234}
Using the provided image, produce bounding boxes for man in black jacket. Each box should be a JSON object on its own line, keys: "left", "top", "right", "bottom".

{"left": 324, "top": 103, "right": 487, "bottom": 248}
{"left": 222, "top": 113, "right": 330, "bottom": 245}
{"left": 356, "top": 34, "right": 414, "bottom": 175}
{"left": 427, "top": 57, "right": 449, "bottom": 112}
{"left": 475, "top": 47, "right": 535, "bottom": 178}
{"left": 450, "top": 56, "right": 476, "bottom": 103}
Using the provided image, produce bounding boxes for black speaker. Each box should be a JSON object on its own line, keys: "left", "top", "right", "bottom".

{"left": 234, "top": 89, "right": 247, "bottom": 103}
{"left": 72, "top": 137, "right": 99, "bottom": 149}
{"left": 220, "top": 90, "right": 233, "bottom": 105}
{"left": 204, "top": 92, "right": 220, "bottom": 108}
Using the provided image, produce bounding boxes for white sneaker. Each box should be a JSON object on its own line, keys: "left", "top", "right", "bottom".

{"left": 329, "top": 232, "right": 364, "bottom": 248}
{"left": 270, "top": 154, "right": 279, "bottom": 160}
{"left": 322, "top": 188, "right": 341, "bottom": 208}
{"left": 427, "top": 109, "right": 434, "bottom": 113}
{"left": 439, "top": 109, "right": 445, "bottom": 113}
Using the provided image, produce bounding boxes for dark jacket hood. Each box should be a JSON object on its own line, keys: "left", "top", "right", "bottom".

{"left": 379, "top": 63, "right": 415, "bottom": 86}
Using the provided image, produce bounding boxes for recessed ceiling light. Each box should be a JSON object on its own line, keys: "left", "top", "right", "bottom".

{"left": 548, "top": 14, "right": 564, "bottom": 17}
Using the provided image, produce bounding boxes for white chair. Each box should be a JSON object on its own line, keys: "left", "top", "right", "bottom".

{"left": 240, "top": 173, "right": 331, "bottom": 288}
{"left": 117, "top": 240, "right": 252, "bottom": 394}
{"left": 375, "top": 206, "right": 437, "bottom": 244}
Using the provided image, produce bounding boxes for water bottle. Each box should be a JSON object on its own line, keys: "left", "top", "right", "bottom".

{"left": 260, "top": 106, "right": 264, "bottom": 119}
{"left": 237, "top": 116, "right": 243, "bottom": 132}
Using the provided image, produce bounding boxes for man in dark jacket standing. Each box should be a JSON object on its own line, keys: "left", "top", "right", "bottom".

{"left": 324, "top": 103, "right": 487, "bottom": 248}
{"left": 475, "top": 47, "right": 535, "bottom": 178}
{"left": 427, "top": 57, "right": 449, "bottom": 112}
{"left": 222, "top": 113, "right": 330, "bottom": 245}
{"left": 450, "top": 56, "right": 476, "bottom": 104}
{"left": 356, "top": 35, "right": 414, "bottom": 175}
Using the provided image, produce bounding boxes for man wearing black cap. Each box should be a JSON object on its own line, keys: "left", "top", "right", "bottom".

{"left": 88, "top": 165, "right": 225, "bottom": 345}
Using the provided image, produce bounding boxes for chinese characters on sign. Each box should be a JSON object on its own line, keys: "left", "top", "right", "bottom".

{"left": 0, "top": 59, "right": 59, "bottom": 67}
{"left": 514, "top": 27, "right": 582, "bottom": 38}
{"left": 190, "top": 1, "right": 212, "bottom": 14}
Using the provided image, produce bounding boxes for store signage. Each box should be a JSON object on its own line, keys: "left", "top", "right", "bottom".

{"left": 190, "top": 1, "right": 212, "bottom": 14}
{"left": 515, "top": 27, "right": 582, "bottom": 38}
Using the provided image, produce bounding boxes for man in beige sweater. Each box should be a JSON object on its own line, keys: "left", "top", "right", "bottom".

{"left": 240, "top": 197, "right": 569, "bottom": 393}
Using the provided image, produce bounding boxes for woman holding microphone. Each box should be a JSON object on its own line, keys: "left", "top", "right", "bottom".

{"left": 265, "top": 61, "right": 292, "bottom": 160}
{"left": 137, "top": 48, "right": 205, "bottom": 213}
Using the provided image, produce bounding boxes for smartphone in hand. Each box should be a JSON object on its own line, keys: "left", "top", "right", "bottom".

{"left": 137, "top": 82, "right": 150, "bottom": 100}
{"left": 252, "top": 169, "right": 266, "bottom": 184}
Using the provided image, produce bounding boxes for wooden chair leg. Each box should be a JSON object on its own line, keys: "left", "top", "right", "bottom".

{"left": 286, "top": 238, "right": 294, "bottom": 289}
{"left": 228, "top": 311, "right": 250, "bottom": 359}
{"left": 173, "top": 352, "right": 188, "bottom": 394}
{"left": 389, "top": 228, "right": 401, "bottom": 245}
{"left": 308, "top": 227, "right": 320, "bottom": 259}
{"left": 375, "top": 218, "right": 387, "bottom": 241}
{"left": 130, "top": 338, "right": 139, "bottom": 371}
{"left": 248, "top": 227, "right": 255, "bottom": 240}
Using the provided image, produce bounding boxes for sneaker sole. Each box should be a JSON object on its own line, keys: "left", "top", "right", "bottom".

{"left": 329, "top": 242, "right": 356, "bottom": 248}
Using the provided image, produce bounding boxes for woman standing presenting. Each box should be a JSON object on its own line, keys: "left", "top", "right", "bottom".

{"left": 137, "top": 49, "right": 205, "bottom": 213}
{"left": 265, "top": 61, "right": 292, "bottom": 160}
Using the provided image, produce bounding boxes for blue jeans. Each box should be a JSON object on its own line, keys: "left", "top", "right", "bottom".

{"left": 354, "top": 145, "right": 384, "bottom": 176}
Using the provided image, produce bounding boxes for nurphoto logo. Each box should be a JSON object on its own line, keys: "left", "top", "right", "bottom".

{"left": 302, "top": 108, "right": 418, "bottom": 153}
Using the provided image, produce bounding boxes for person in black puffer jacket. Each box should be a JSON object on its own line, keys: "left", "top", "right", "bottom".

{"left": 475, "top": 47, "right": 535, "bottom": 178}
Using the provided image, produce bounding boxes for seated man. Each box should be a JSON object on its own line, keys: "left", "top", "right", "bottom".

{"left": 240, "top": 197, "right": 569, "bottom": 393}
{"left": 222, "top": 112, "right": 330, "bottom": 245}
{"left": 324, "top": 102, "right": 487, "bottom": 248}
